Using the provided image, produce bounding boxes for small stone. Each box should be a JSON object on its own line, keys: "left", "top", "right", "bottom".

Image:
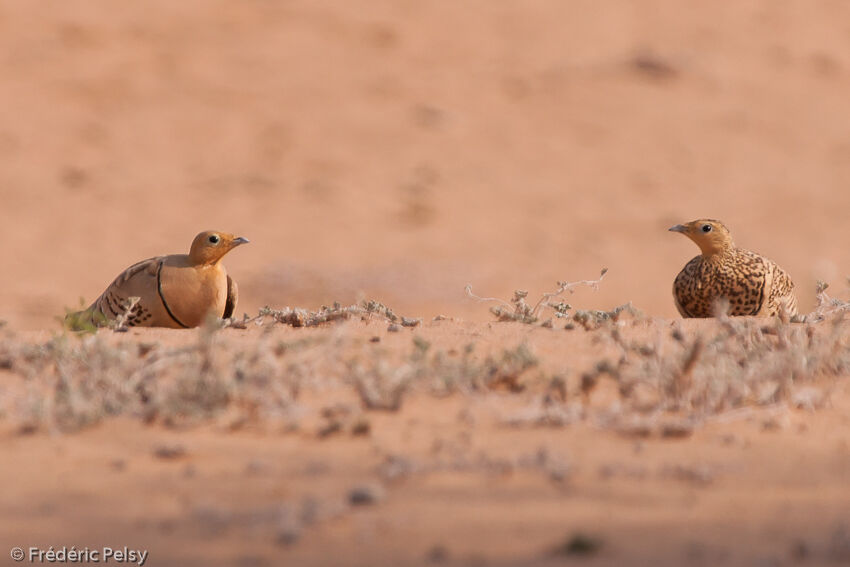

{"left": 551, "top": 533, "right": 603, "bottom": 557}
{"left": 616, "top": 419, "right": 653, "bottom": 438}
{"left": 789, "top": 540, "right": 809, "bottom": 560}
{"left": 426, "top": 545, "right": 449, "bottom": 563}
{"left": 350, "top": 417, "right": 371, "bottom": 436}
{"left": 660, "top": 420, "right": 695, "bottom": 439}
{"left": 348, "top": 483, "right": 385, "bottom": 506}
{"left": 154, "top": 443, "right": 187, "bottom": 460}
{"left": 317, "top": 420, "right": 343, "bottom": 438}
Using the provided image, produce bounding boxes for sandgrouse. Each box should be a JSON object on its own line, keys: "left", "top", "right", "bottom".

{"left": 69, "top": 231, "right": 249, "bottom": 328}
{"left": 670, "top": 219, "right": 797, "bottom": 318}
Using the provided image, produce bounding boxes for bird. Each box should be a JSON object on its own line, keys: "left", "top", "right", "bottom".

{"left": 68, "top": 230, "right": 249, "bottom": 329}
{"left": 669, "top": 219, "right": 797, "bottom": 318}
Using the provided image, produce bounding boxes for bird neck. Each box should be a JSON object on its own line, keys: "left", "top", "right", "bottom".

{"left": 189, "top": 251, "right": 225, "bottom": 266}
{"left": 198, "top": 259, "right": 223, "bottom": 269}
{"left": 701, "top": 246, "right": 735, "bottom": 261}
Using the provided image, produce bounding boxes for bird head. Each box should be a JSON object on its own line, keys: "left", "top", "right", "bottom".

{"left": 668, "top": 219, "right": 733, "bottom": 256}
{"left": 189, "top": 231, "right": 250, "bottom": 265}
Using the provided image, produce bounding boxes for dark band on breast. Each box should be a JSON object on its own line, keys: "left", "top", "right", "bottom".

{"left": 156, "top": 261, "right": 190, "bottom": 329}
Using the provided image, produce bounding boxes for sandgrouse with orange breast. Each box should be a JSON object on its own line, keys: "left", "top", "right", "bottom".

{"left": 670, "top": 219, "right": 797, "bottom": 318}
{"left": 69, "top": 230, "right": 249, "bottom": 328}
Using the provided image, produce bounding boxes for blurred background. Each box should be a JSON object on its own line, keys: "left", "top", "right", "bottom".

{"left": 1, "top": 0, "right": 849, "bottom": 330}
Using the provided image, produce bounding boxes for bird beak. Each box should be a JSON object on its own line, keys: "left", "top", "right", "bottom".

{"left": 668, "top": 224, "right": 687, "bottom": 234}
{"left": 232, "top": 237, "right": 250, "bottom": 246}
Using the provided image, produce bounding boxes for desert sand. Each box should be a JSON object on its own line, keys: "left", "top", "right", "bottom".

{"left": 1, "top": 1, "right": 850, "bottom": 566}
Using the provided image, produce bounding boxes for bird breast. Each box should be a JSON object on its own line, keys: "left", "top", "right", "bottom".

{"left": 158, "top": 256, "right": 229, "bottom": 327}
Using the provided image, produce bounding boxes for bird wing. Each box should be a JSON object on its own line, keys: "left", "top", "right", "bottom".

{"left": 766, "top": 263, "right": 798, "bottom": 317}
{"left": 672, "top": 278, "right": 693, "bottom": 317}
{"left": 223, "top": 274, "right": 238, "bottom": 319}
{"left": 86, "top": 257, "right": 165, "bottom": 325}
{"left": 672, "top": 256, "right": 701, "bottom": 317}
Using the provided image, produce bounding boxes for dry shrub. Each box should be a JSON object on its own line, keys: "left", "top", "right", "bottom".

{"left": 465, "top": 269, "right": 610, "bottom": 325}
{"left": 582, "top": 305, "right": 850, "bottom": 431}
{"left": 348, "top": 339, "right": 540, "bottom": 410}
{"left": 466, "top": 276, "right": 850, "bottom": 433}
{"left": 3, "top": 297, "right": 543, "bottom": 431}
{"left": 0, "top": 319, "right": 304, "bottom": 432}
{"left": 237, "top": 300, "right": 421, "bottom": 329}
{"left": 3, "top": 280, "right": 849, "bottom": 434}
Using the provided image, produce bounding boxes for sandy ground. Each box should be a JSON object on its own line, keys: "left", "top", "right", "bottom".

{"left": 2, "top": 1, "right": 850, "bottom": 566}
{"left": 1, "top": 319, "right": 850, "bottom": 567}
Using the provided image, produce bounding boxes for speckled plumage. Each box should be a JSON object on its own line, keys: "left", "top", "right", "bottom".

{"left": 69, "top": 231, "right": 248, "bottom": 329}
{"left": 670, "top": 219, "right": 797, "bottom": 318}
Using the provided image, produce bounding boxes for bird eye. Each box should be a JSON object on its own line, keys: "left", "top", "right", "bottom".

{"left": 701, "top": 224, "right": 712, "bottom": 233}
{"left": 208, "top": 234, "right": 220, "bottom": 244}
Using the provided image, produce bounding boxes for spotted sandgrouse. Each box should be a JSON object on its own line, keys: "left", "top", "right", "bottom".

{"left": 669, "top": 219, "right": 797, "bottom": 318}
{"left": 68, "top": 231, "right": 249, "bottom": 328}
